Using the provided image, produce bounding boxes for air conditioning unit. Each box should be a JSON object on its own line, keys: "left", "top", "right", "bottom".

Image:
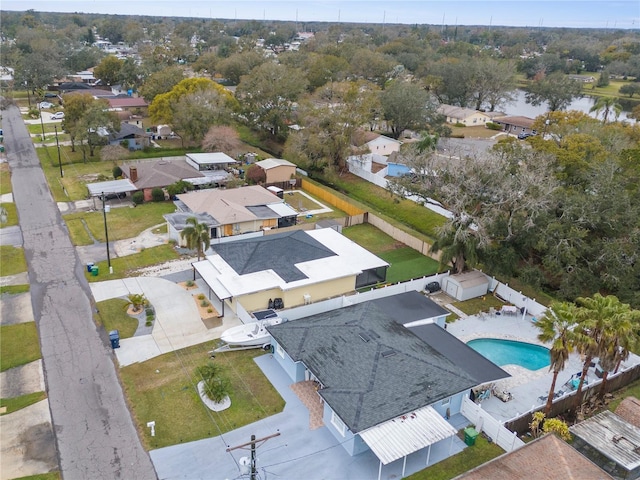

{"left": 303, "top": 294, "right": 311, "bottom": 305}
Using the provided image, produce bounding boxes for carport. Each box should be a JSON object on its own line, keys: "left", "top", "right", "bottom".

{"left": 87, "top": 179, "right": 137, "bottom": 209}
{"left": 359, "top": 405, "right": 458, "bottom": 480}
{"left": 192, "top": 259, "right": 231, "bottom": 316}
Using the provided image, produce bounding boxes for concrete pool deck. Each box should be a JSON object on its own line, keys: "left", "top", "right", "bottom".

{"left": 446, "top": 310, "right": 640, "bottom": 423}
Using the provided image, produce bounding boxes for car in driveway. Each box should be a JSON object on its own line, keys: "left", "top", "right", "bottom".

{"left": 51, "top": 112, "right": 65, "bottom": 120}
{"left": 517, "top": 132, "right": 534, "bottom": 140}
{"left": 38, "top": 101, "right": 54, "bottom": 109}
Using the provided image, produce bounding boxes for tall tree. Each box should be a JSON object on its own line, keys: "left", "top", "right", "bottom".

{"left": 536, "top": 302, "right": 578, "bottom": 415}
{"left": 138, "top": 66, "right": 185, "bottom": 102}
{"left": 170, "top": 89, "right": 232, "bottom": 145}
{"left": 525, "top": 72, "right": 583, "bottom": 111}
{"left": 93, "top": 55, "right": 124, "bottom": 86}
{"left": 380, "top": 81, "right": 437, "bottom": 139}
{"left": 180, "top": 217, "right": 211, "bottom": 261}
{"left": 589, "top": 96, "right": 622, "bottom": 123}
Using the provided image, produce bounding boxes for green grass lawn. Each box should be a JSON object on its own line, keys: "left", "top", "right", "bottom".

{"left": 0, "top": 285, "right": 30, "bottom": 295}
{"left": 120, "top": 343, "right": 285, "bottom": 449}
{"left": 95, "top": 298, "right": 139, "bottom": 339}
{"left": 0, "top": 323, "right": 41, "bottom": 372}
{"left": 452, "top": 296, "right": 506, "bottom": 316}
{"left": 64, "top": 202, "right": 176, "bottom": 245}
{"left": 0, "top": 391, "right": 47, "bottom": 415}
{"left": 449, "top": 125, "right": 500, "bottom": 139}
{"left": 608, "top": 378, "right": 640, "bottom": 412}
{"left": 27, "top": 123, "right": 64, "bottom": 135}
{"left": 406, "top": 434, "right": 503, "bottom": 479}
{"left": 0, "top": 202, "right": 18, "bottom": 227}
{"left": 12, "top": 473, "right": 61, "bottom": 480}
{"left": 343, "top": 223, "right": 402, "bottom": 254}
{"left": 379, "top": 247, "right": 440, "bottom": 283}
{"left": 85, "top": 244, "right": 180, "bottom": 282}
{"left": 0, "top": 245, "right": 28, "bottom": 276}
{"left": 0, "top": 163, "right": 11, "bottom": 194}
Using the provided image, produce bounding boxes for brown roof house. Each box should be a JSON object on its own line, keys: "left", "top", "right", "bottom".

{"left": 492, "top": 116, "right": 536, "bottom": 136}
{"left": 122, "top": 158, "right": 205, "bottom": 201}
{"left": 455, "top": 434, "right": 613, "bottom": 480}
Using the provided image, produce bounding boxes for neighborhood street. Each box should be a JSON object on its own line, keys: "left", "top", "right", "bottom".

{"left": 2, "top": 104, "right": 156, "bottom": 479}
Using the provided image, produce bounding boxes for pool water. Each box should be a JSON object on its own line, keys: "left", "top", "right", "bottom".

{"left": 467, "top": 338, "right": 550, "bottom": 370}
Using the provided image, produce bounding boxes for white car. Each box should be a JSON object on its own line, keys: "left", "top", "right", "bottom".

{"left": 51, "top": 112, "right": 65, "bottom": 120}
{"left": 38, "top": 101, "right": 54, "bottom": 109}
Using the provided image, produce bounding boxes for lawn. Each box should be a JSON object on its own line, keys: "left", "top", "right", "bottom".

{"left": 449, "top": 125, "right": 500, "bottom": 139}
{"left": 284, "top": 190, "right": 327, "bottom": 213}
{"left": 85, "top": 244, "right": 180, "bottom": 282}
{"left": 63, "top": 202, "right": 176, "bottom": 245}
{"left": 406, "top": 434, "right": 503, "bottom": 480}
{"left": 0, "top": 285, "right": 30, "bottom": 295}
{"left": 95, "top": 298, "right": 139, "bottom": 339}
{"left": 0, "top": 163, "right": 11, "bottom": 194}
{"left": 0, "top": 323, "right": 41, "bottom": 372}
{"left": 27, "top": 123, "right": 64, "bottom": 135}
{"left": 0, "top": 392, "right": 47, "bottom": 415}
{"left": 452, "top": 296, "right": 506, "bottom": 316}
{"left": 608, "top": 377, "right": 640, "bottom": 412}
{"left": 343, "top": 223, "right": 403, "bottom": 254}
{"left": 0, "top": 245, "right": 28, "bottom": 276}
{"left": 12, "top": 473, "right": 60, "bottom": 480}
{"left": 1, "top": 202, "right": 19, "bottom": 227}
{"left": 120, "top": 344, "right": 285, "bottom": 449}
{"left": 379, "top": 247, "right": 440, "bottom": 283}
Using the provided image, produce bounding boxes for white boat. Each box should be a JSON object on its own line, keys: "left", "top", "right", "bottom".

{"left": 220, "top": 316, "right": 285, "bottom": 347}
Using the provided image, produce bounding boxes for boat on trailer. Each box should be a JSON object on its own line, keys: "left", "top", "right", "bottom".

{"left": 214, "top": 309, "right": 286, "bottom": 353}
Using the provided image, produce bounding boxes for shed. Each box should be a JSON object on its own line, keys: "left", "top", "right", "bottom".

{"left": 441, "top": 271, "right": 489, "bottom": 301}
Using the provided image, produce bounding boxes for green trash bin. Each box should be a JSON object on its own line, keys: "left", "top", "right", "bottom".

{"left": 464, "top": 427, "right": 479, "bottom": 446}
{"left": 91, "top": 266, "right": 99, "bottom": 276}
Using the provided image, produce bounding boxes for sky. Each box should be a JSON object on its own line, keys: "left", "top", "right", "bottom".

{"left": 1, "top": 1, "right": 639, "bottom": 29}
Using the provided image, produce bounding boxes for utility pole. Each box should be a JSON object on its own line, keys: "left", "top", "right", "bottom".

{"left": 101, "top": 193, "right": 112, "bottom": 273}
{"left": 55, "top": 126, "right": 63, "bottom": 177}
{"left": 226, "top": 432, "right": 280, "bottom": 480}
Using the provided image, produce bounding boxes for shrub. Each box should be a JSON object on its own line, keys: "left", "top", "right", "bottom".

{"left": 151, "top": 188, "right": 165, "bottom": 202}
{"left": 132, "top": 191, "right": 144, "bottom": 205}
{"left": 146, "top": 314, "right": 154, "bottom": 322}
{"left": 145, "top": 320, "right": 153, "bottom": 326}
{"left": 197, "top": 362, "right": 231, "bottom": 403}
{"left": 113, "top": 165, "right": 123, "bottom": 178}
{"left": 28, "top": 108, "right": 40, "bottom": 119}
{"left": 200, "top": 300, "right": 209, "bottom": 307}
{"left": 207, "top": 308, "right": 213, "bottom": 313}
{"left": 145, "top": 307, "right": 154, "bottom": 316}
{"left": 197, "top": 294, "right": 205, "bottom": 300}
{"left": 486, "top": 122, "right": 502, "bottom": 131}
{"left": 186, "top": 280, "right": 195, "bottom": 287}
{"left": 454, "top": 122, "right": 466, "bottom": 127}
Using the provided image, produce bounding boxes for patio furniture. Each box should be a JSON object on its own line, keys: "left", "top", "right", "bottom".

{"left": 501, "top": 305, "right": 518, "bottom": 316}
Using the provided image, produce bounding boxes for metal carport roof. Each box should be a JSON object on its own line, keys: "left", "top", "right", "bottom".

{"left": 87, "top": 179, "right": 137, "bottom": 197}
{"left": 192, "top": 259, "right": 232, "bottom": 300}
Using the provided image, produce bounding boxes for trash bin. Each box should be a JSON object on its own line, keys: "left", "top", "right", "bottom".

{"left": 109, "top": 330, "right": 120, "bottom": 349}
{"left": 91, "top": 266, "right": 99, "bottom": 276}
{"left": 464, "top": 427, "right": 479, "bottom": 446}
{"left": 86, "top": 262, "right": 94, "bottom": 272}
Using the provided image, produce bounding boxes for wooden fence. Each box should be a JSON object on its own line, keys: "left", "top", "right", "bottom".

{"left": 300, "top": 179, "right": 366, "bottom": 216}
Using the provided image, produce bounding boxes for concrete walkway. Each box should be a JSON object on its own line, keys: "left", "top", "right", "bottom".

{"left": 91, "top": 277, "right": 241, "bottom": 366}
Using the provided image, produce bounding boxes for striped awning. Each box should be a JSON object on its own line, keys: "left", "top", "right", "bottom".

{"left": 359, "top": 405, "right": 457, "bottom": 465}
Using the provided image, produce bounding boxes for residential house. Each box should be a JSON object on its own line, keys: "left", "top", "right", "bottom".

{"left": 121, "top": 158, "right": 206, "bottom": 201}
{"left": 492, "top": 116, "right": 536, "bottom": 136}
{"left": 456, "top": 434, "right": 613, "bottom": 479}
{"left": 569, "top": 74, "right": 596, "bottom": 83}
{"left": 570, "top": 410, "right": 640, "bottom": 480}
{"left": 106, "top": 96, "right": 149, "bottom": 115}
{"left": 108, "top": 122, "right": 150, "bottom": 150}
{"left": 184, "top": 152, "right": 238, "bottom": 187}
{"left": 170, "top": 185, "right": 298, "bottom": 241}
{"left": 266, "top": 292, "right": 508, "bottom": 477}
{"left": 365, "top": 135, "right": 403, "bottom": 156}
{"left": 192, "top": 228, "right": 389, "bottom": 313}
{"left": 254, "top": 158, "right": 297, "bottom": 184}
{"left": 437, "top": 104, "right": 490, "bottom": 126}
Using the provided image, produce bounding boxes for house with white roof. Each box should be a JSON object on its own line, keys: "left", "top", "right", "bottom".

{"left": 437, "top": 104, "right": 491, "bottom": 126}
{"left": 192, "top": 228, "right": 389, "bottom": 313}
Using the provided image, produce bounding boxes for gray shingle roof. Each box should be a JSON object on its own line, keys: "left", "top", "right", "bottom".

{"left": 212, "top": 230, "right": 336, "bottom": 282}
{"left": 268, "top": 300, "right": 480, "bottom": 433}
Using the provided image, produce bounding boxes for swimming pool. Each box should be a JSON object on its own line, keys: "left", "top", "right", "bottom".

{"left": 467, "top": 338, "right": 550, "bottom": 371}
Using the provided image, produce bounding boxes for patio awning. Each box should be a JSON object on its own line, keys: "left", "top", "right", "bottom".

{"left": 87, "top": 179, "right": 137, "bottom": 197}
{"left": 193, "top": 259, "right": 232, "bottom": 300}
{"left": 359, "top": 405, "right": 457, "bottom": 465}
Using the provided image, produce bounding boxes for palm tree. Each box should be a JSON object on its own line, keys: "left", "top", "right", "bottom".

{"left": 180, "top": 217, "right": 211, "bottom": 261}
{"left": 589, "top": 96, "right": 622, "bottom": 123}
{"left": 536, "top": 302, "right": 578, "bottom": 415}
{"left": 123, "top": 293, "right": 148, "bottom": 313}
{"left": 197, "top": 362, "right": 231, "bottom": 403}
{"left": 430, "top": 218, "right": 479, "bottom": 274}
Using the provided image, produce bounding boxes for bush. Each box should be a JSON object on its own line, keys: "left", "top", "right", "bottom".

{"left": 186, "top": 280, "right": 195, "bottom": 287}
{"left": 145, "top": 307, "right": 154, "bottom": 316}
{"left": 454, "top": 122, "right": 466, "bottom": 127}
{"left": 197, "top": 362, "right": 231, "bottom": 403}
{"left": 486, "top": 122, "right": 502, "bottom": 131}
{"left": 132, "top": 191, "right": 144, "bottom": 205}
{"left": 200, "top": 300, "right": 209, "bottom": 307}
{"left": 28, "top": 108, "right": 40, "bottom": 119}
{"left": 113, "top": 165, "right": 123, "bottom": 179}
{"left": 151, "top": 188, "right": 165, "bottom": 202}
{"left": 146, "top": 314, "right": 154, "bottom": 322}
{"left": 197, "top": 294, "right": 205, "bottom": 300}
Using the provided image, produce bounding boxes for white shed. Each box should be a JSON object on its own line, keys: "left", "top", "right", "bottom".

{"left": 441, "top": 271, "right": 489, "bottom": 301}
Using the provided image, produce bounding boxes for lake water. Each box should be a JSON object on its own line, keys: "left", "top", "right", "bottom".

{"left": 503, "top": 89, "right": 635, "bottom": 122}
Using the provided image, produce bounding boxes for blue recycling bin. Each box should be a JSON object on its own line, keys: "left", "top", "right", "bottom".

{"left": 109, "top": 330, "right": 120, "bottom": 349}
{"left": 86, "top": 262, "right": 94, "bottom": 272}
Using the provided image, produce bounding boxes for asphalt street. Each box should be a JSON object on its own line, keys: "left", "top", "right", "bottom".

{"left": 2, "top": 104, "right": 156, "bottom": 479}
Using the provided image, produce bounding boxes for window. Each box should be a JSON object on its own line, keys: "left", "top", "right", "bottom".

{"left": 331, "top": 411, "right": 346, "bottom": 436}
{"left": 276, "top": 343, "right": 285, "bottom": 359}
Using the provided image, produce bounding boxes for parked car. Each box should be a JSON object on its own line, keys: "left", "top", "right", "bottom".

{"left": 425, "top": 281, "right": 441, "bottom": 293}
{"left": 38, "top": 101, "right": 54, "bottom": 109}
{"left": 517, "top": 132, "right": 534, "bottom": 140}
{"left": 50, "top": 112, "right": 65, "bottom": 120}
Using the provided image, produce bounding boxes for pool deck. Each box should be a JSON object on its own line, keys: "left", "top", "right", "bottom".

{"left": 446, "top": 309, "right": 640, "bottom": 423}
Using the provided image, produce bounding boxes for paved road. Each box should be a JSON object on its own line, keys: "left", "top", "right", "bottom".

{"left": 2, "top": 104, "right": 157, "bottom": 479}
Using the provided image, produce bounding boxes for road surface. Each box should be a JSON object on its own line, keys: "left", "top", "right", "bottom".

{"left": 1, "top": 103, "right": 156, "bottom": 480}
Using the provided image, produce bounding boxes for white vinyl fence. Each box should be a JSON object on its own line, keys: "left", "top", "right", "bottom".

{"left": 461, "top": 396, "right": 524, "bottom": 452}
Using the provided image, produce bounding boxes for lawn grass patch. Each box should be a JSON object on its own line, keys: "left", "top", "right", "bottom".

{"left": 452, "top": 296, "right": 505, "bottom": 316}
{"left": 0, "top": 163, "right": 11, "bottom": 194}
{"left": 12, "top": 473, "right": 61, "bottom": 480}
{"left": 0, "top": 323, "right": 41, "bottom": 372}
{"left": 449, "top": 125, "right": 498, "bottom": 139}
{"left": 343, "top": 223, "right": 399, "bottom": 254}
{"left": 0, "top": 285, "right": 30, "bottom": 295}
{"left": 27, "top": 123, "right": 63, "bottom": 135}
{"left": 0, "top": 391, "right": 47, "bottom": 415}
{"left": 95, "top": 298, "right": 139, "bottom": 339}
{"left": 608, "top": 378, "right": 640, "bottom": 412}
{"left": 64, "top": 202, "right": 176, "bottom": 245}
{"left": 0, "top": 245, "right": 27, "bottom": 276}
{"left": 120, "top": 343, "right": 285, "bottom": 449}
{"left": 0, "top": 202, "right": 19, "bottom": 226}
{"left": 85, "top": 244, "right": 179, "bottom": 282}
{"left": 406, "top": 434, "right": 504, "bottom": 480}
{"left": 379, "top": 247, "right": 440, "bottom": 284}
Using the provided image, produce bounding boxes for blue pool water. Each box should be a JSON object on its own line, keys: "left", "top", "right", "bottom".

{"left": 467, "top": 338, "right": 550, "bottom": 370}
